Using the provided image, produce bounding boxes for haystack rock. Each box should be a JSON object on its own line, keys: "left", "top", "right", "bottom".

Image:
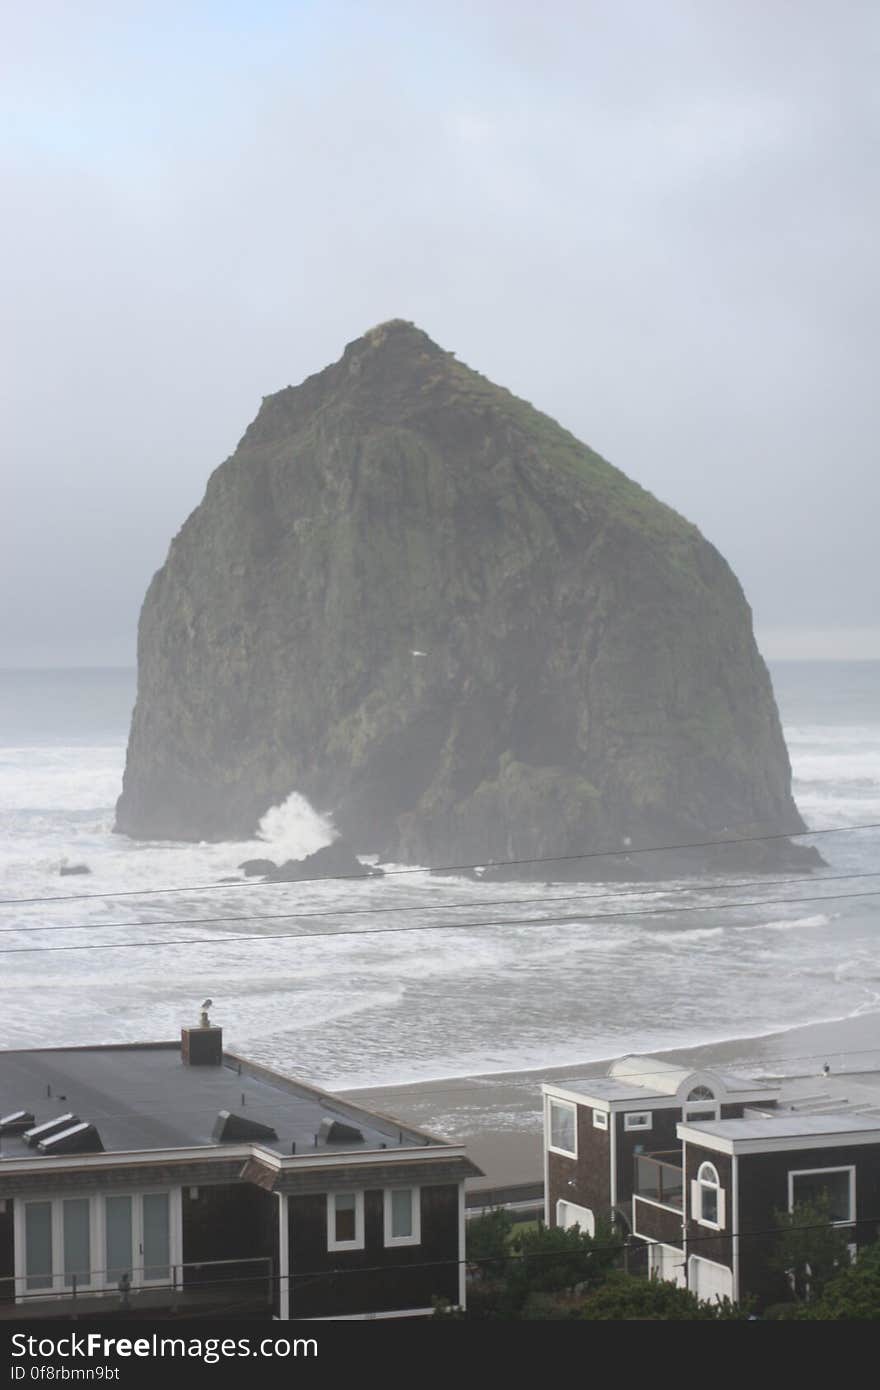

{"left": 116, "top": 321, "right": 815, "bottom": 878}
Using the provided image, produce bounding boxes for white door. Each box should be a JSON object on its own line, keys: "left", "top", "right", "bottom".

{"left": 689, "top": 1255, "right": 733, "bottom": 1303}
{"left": 555, "top": 1200, "right": 595, "bottom": 1236}
{"left": 649, "top": 1243, "right": 685, "bottom": 1287}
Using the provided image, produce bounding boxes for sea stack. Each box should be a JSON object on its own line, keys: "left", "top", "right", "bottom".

{"left": 116, "top": 320, "right": 814, "bottom": 877}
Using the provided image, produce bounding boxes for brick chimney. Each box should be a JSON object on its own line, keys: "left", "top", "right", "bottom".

{"left": 181, "top": 999, "right": 222, "bottom": 1066}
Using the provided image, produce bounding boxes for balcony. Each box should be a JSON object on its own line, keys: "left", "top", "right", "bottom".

{"left": 634, "top": 1152, "right": 684, "bottom": 1211}
{"left": 0, "top": 1257, "right": 275, "bottom": 1321}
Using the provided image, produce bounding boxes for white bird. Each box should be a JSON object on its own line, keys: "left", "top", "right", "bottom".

{"left": 411, "top": 650, "right": 427, "bottom": 656}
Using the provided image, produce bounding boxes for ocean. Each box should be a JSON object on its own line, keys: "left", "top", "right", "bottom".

{"left": 1, "top": 661, "right": 878, "bottom": 1089}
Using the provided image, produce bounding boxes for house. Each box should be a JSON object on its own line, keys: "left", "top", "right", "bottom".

{"left": 0, "top": 1012, "right": 480, "bottom": 1320}
{"left": 542, "top": 1053, "right": 880, "bottom": 1307}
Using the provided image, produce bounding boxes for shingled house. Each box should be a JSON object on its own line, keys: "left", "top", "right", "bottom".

{"left": 543, "top": 1053, "right": 880, "bottom": 1307}
{"left": 0, "top": 1014, "right": 479, "bottom": 1320}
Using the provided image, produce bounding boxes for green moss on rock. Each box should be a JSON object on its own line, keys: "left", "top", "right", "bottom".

{"left": 116, "top": 320, "right": 810, "bottom": 876}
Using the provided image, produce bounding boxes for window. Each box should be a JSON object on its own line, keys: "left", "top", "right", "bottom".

{"left": 62, "top": 1200, "right": 90, "bottom": 1289}
{"left": 624, "top": 1111, "right": 652, "bottom": 1132}
{"left": 684, "top": 1085, "right": 719, "bottom": 1123}
{"left": 18, "top": 1190, "right": 178, "bottom": 1297}
{"left": 383, "top": 1187, "right": 421, "bottom": 1247}
{"left": 24, "top": 1203, "right": 52, "bottom": 1292}
{"left": 327, "top": 1191, "right": 364, "bottom": 1251}
{"left": 548, "top": 1098, "right": 577, "bottom": 1157}
{"left": 692, "top": 1161, "right": 725, "bottom": 1230}
{"left": 593, "top": 1109, "right": 608, "bottom": 1131}
{"left": 788, "top": 1167, "right": 855, "bottom": 1225}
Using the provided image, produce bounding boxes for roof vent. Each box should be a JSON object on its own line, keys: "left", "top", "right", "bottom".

{"left": 0, "top": 1110, "right": 35, "bottom": 1135}
{"left": 212, "top": 1111, "right": 278, "bottom": 1143}
{"left": 23, "top": 1114, "right": 80, "bottom": 1148}
{"left": 37, "top": 1123, "right": 104, "bottom": 1155}
{"left": 318, "top": 1118, "right": 365, "bottom": 1144}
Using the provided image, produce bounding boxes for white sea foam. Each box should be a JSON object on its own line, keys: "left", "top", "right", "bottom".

{"left": 255, "top": 791, "right": 337, "bottom": 862}
{"left": 2, "top": 667, "right": 880, "bottom": 1087}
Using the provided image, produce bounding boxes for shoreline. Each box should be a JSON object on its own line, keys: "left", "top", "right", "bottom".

{"left": 341, "top": 1007, "right": 880, "bottom": 1191}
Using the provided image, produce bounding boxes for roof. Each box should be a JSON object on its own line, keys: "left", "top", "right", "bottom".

{"left": 545, "top": 1055, "right": 777, "bottom": 1107}
{"left": 683, "top": 1112, "right": 880, "bottom": 1142}
{"left": 0, "top": 1042, "right": 448, "bottom": 1164}
{"left": 610, "top": 1054, "right": 776, "bottom": 1097}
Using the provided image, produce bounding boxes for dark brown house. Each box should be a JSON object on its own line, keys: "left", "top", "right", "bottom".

{"left": 542, "top": 1053, "right": 880, "bottom": 1306}
{"left": 0, "top": 1015, "right": 479, "bottom": 1320}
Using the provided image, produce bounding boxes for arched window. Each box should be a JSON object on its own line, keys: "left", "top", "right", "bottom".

{"left": 693, "top": 1162, "right": 725, "bottom": 1228}
{"left": 684, "top": 1084, "right": 719, "bottom": 1123}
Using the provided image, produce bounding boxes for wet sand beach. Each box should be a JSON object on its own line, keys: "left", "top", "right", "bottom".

{"left": 342, "top": 1008, "right": 880, "bottom": 1191}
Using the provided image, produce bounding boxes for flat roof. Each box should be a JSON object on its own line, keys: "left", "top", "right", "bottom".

{"left": 0, "top": 1043, "right": 443, "bottom": 1162}
{"left": 684, "top": 1112, "right": 880, "bottom": 1141}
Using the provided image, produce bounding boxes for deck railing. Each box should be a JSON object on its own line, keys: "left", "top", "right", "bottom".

{"left": 634, "top": 1152, "right": 684, "bottom": 1210}
{"left": 2, "top": 1255, "right": 274, "bottom": 1319}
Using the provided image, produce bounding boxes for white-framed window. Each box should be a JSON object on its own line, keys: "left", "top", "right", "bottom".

{"left": 555, "top": 1200, "right": 595, "bottom": 1236}
{"left": 683, "top": 1085, "right": 719, "bottom": 1124}
{"left": 593, "top": 1109, "right": 609, "bottom": 1131}
{"left": 624, "top": 1111, "right": 652, "bottom": 1132}
{"left": 691, "top": 1161, "right": 725, "bottom": 1230}
{"left": 327, "top": 1191, "right": 365, "bottom": 1251}
{"left": 788, "top": 1167, "right": 855, "bottom": 1225}
{"left": 383, "top": 1187, "right": 421, "bottom": 1247}
{"left": 15, "top": 1189, "right": 179, "bottom": 1299}
{"left": 547, "top": 1098, "right": 577, "bottom": 1157}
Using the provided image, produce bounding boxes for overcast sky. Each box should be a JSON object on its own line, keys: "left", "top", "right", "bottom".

{"left": 2, "top": 1, "right": 878, "bottom": 667}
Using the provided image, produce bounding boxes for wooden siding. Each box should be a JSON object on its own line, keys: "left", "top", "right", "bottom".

{"left": 289, "top": 1182, "right": 460, "bottom": 1318}
{"left": 632, "top": 1197, "right": 683, "bottom": 1247}
{"left": 616, "top": 1106, "right": 680, "bottom": 1205}
{"left": 181, "top": 1183, "right": 275, "bottom": 1301}
{"left": 684, "top": 1142, "right": 733, "bottom": 1273}
{"left": 547, "top": 1103, "right": 610, "bottom": 1225}
{"left": 737, "top": 1140, "right": 880, "bottom": 1308}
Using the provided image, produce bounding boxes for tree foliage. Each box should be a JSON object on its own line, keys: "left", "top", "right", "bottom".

{"left": 572, "top": 1272, "right": 751, "bottom": 1320}
{"left": 789, "top": 1239, "right": 880, "bottom": 1319}
{"left": 768, "top": 1196, "right": 851, "bottom": 1303}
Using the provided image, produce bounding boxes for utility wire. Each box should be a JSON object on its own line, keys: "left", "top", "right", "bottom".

{"left": 1, "top": 885, "right": 877, "bottom": 957}
{"left": 8, "top": 1215, "right": 880, "bottom": 1301}
{"left": 3, "top": 866, "right": 877, "bottom": 939}
{"left": 3, "top": 819, "right": 879, "bottom": 910}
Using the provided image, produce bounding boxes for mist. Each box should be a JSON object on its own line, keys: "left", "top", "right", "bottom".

{"left": 2, "top": 1, "right": 878, "bottom": 666}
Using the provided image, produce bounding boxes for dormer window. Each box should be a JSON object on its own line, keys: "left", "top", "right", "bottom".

{"left": 684, "top": 1085, "right": 718, "bottom": 1123}
{"left": 692, "top": 1161, "right": 725, "bottom": 1229}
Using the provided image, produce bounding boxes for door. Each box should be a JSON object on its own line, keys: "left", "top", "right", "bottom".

{"left": 104, "top": 1191, "right": 174, "bottom": 1289}
{"left": 688, "top": 1255, "right": 733, "bottom": 1303}
{"left": 555, "top": 1200, "right": 595, "bottom": 1236}
{"left": 649, "top": 1242, "right": 685, "bottom": 1287}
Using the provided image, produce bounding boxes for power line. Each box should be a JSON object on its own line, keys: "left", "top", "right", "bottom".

{"left": 7, "top": 1214, "right": 880, "bottom": 1302}
{"left": 3, "top": 819, "right": 879, "bottom": 910}
{"left": 1, "top": 884, "right": 878, "bottom": 956}
{"left": 4, "top": 866, "right": 877, "bottom": 939}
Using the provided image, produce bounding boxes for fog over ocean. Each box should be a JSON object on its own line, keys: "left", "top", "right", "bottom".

{"left": 1, "top": 661, "right": 878, "bottom": 1089}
